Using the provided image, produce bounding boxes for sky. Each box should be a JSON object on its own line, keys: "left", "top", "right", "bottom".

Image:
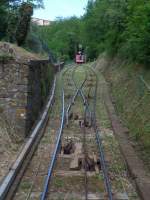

{"left": 33, "top": 0, "right": 88, "bottom": 20}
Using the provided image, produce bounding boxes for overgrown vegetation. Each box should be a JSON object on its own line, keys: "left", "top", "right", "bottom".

{"left": 1, "top": 0, "right": 150, "bottom": 64}
{"left": 33, "top": 0, "right": 150, "bottom": 65}
{"left": 36, "top": 17, "right": 84, "bottom": 61}
{"left": 101, "top": 56, "right": 150, "bottom": 169}
{"left": 83, "top": 0, "right": 150, "bottom": 64}
{"left": 0, "top": 0, "right": 43, "bottom": 45}
{"left": 0, "top": 0, "right": 150, "bottom": 157}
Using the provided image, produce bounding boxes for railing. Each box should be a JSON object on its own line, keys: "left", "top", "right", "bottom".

{"left": 0, "top": 77, "right": 56, "bottom": 200}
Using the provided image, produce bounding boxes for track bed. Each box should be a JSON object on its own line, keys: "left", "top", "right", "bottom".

{"left": 0, "top": 64, "right": 140, "bottom": 200}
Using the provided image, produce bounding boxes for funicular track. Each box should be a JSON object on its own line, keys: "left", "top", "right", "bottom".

{"left": 71, "top": 65, "right": 113, "bottom": 200}
{"left": 39, "top": 64, "right": 114, "bottom": 200}
{"left": 0, "top": 63, "right": 135, "bottom": 200}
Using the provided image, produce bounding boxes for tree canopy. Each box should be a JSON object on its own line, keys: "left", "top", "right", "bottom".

{"left": 37, "top": 17, "right": 84, "bottom": 60}
{"left": 0, "top": 0, "right": 43, "bottom": 43}
{"left": 83, "top": 0, "right": 150, "bottom": 64}
{"left": 36, "top": 0, "right": 150, "bottom": 65}
{"left": 1, "top": 0, "right": 150, "bottom": 65}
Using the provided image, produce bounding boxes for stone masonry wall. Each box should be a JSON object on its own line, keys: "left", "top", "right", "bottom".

{"left": 0, "top": 60, "right": 28, "bottom": 138}
{"left": 26, "top": 60, "right": 54, "bottom": 134}
{"left": 0, "top": 43, "right": 54, "bottom": 138}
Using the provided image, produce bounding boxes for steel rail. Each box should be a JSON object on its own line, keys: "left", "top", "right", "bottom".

{"left": 66, "top": 77, "right": 87, "bottom": 125}
{"left": 40, "top": 88, "right": 65, "bottom": 200}
{"left": 72, "top": 66, "right": 91, "bottom": 116}
{"left": 77, "top": 66, "right": 113, "bottom": 200}
{"left": 0, "top": 77, "right": 56, "bottom": 200}
{"left": 80, "top": 65, "right": 97, "bottom": 125}
{"left": 65, "top": 65, "right": 88, "bottom": 125}
{"left": 88, "top": 66, "right": 113, "bottom": 200}
{"left": 83, "top": 106, "right": 89, "bottom": 200}
{"left": 91, "top": 67, "right": 113, "bottom": 200}
{"left": 60, "top": 65, "right": 90, "bottom": 199}
{"left": 65, "top": 65, "right": 113, "bottom": 199}
{"left": 95, "top": 129, "right": 113, "bottom": 200}
{"left": 39, "top": 67, "right": 71, "bottom": 200}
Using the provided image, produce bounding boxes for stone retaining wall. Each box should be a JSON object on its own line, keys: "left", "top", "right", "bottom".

{"left": 26, "top": 60, "right": 54, "bottom": 134}
{"left": 0, "top": 58, "right": 54, "bottom": 137}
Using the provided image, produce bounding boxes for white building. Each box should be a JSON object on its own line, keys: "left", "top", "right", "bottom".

{"left": 32, "top": 18, "right": 51, "bottom": 26}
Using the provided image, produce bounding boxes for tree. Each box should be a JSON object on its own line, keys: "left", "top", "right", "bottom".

{"left": 0, "top": 0, "right": 43, "bottom": 43}
{"left": 15, "top": 2, "right": 33, "bottom": 46}
{"left": 0, "top": 1, "right": 8, "bottom": 39}
{"left": 120, "top": 0, "right": 150, "bottom": 64}
{"left": 37, "top": 17, "right": 83, "bottom": 60}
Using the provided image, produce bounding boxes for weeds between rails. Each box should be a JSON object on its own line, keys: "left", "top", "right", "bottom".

{"left": 41, "top": 64, "right": 113, "bottom": 199}
{"left": 8, "top": 64, "right": 113, "bottom": 200}
{"left": 71, "top": 65, "right": 113, "bottom": 200}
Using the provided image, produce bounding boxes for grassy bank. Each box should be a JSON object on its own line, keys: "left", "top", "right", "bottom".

{"left": 96, "top": 55, "right": 150, "bottom": 170}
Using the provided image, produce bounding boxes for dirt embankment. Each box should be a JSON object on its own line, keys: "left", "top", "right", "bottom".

{"left": 96, "top": 55, "right": 150, "bottom": 171}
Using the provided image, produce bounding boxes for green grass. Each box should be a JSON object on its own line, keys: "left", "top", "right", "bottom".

{"left": 103, "top": 59, "right": 150, "bottom": 171}
{"left": 20, "top": 180, "right": 32, "bottom": 190}
{"left": 53, "top": 177, "right": 64, "bottom": 188}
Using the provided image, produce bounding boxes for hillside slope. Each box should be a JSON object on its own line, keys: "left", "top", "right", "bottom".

{"left": 96, "top": 55, "right": 150, "bottom": 170}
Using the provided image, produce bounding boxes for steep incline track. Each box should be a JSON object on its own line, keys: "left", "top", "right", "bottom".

{"left": 0, "top": 63, "right": 140, "bottom": 200}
